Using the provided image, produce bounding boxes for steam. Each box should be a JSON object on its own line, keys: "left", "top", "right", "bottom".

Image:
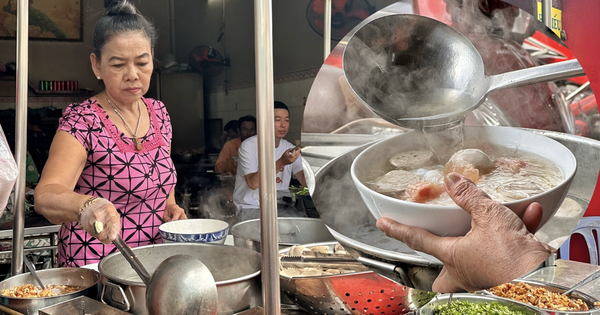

{"left": 310, "top": 147, "right": 418, "bottom": 255}
{"left": 198, "top": 183, "right": 237, "bottom": 228}
{"left": 444, "top": 0, "right": 564, "bottom": 131}
{"left": 343, "top": 16, "right": 447, "bottom": 121}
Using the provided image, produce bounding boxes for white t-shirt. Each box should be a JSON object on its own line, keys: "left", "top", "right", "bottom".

{"left": 233, "top": 136, "right": 303, "bottom": 209}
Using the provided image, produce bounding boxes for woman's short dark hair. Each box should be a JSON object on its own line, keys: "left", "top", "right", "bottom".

{"left": 93, "top": 0, "right": 157, "bottom": 59}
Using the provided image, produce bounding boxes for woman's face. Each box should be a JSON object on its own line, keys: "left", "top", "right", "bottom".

{"left": 91, "top": 31, "right": 153, "bottom": 104}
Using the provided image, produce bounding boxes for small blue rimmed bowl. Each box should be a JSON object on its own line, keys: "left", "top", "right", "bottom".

{"left": 159, "top": 219, "right": 229, "bottom": 244}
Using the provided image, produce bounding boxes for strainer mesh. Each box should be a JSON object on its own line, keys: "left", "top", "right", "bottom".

{"left": 282, "top": 272, "right": 434, "bottom": 315}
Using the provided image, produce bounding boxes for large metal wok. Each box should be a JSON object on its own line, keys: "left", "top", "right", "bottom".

{"left": 309, "top": 129, "right": 600, "bottom": 291}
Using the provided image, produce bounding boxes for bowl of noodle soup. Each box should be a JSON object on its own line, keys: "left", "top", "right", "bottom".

{"left": 350, "top": 126, "right": 577, "bottom": 237}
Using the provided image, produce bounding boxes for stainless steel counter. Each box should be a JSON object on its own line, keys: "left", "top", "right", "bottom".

{"left": 0, "top": 225, "right": 60, "bottom": 240}
{"left": 523, "top": 259, "right": 600, "bottom": 299}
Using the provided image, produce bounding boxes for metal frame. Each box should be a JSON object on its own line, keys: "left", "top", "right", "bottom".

{"left": 12, "top": 0, "right": 29, "bottom": 277}
{"left": 254, "top": 0, "right": 280, "bottom": 314}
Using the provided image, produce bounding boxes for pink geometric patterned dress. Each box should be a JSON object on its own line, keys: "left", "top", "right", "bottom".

{"left": 56, "top": 97, "right": 176, "bottom": 267}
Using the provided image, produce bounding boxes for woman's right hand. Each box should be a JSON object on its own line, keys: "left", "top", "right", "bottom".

{"left": 79, "top": 198, "right": 121, "bottom": 244}
{"left": 376, "top": 173, "right": 555, "bottom": 293}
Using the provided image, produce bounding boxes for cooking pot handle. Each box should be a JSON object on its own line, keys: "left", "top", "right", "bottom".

{"left": 101, "top": 281, "right": 132, "bottom": 312}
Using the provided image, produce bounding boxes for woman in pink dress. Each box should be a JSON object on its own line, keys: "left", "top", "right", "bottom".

{"left": 34, "top": 0, "right": 186, "bottom": 267}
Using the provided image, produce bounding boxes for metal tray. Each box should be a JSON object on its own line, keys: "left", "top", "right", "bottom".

{"left": 417, "top": 293, "right": 550, "bottom": 315}
{"left": 38, "top": 296, "right": 130, "bottom": 315}
{"left": 483, "top": 279, "right": 600, "bottom": 315}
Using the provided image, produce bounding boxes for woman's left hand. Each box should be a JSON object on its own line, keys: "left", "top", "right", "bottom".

{"left": 163, "top": 204, "right": 188, "bottom": 222}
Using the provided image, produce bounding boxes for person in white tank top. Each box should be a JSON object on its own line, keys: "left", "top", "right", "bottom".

{"left": 233, "top": 101, "right": 306, "bottom": 213}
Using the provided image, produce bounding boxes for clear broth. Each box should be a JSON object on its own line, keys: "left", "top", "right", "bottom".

{"left": 367, "top": 147, "right": 563, "bottom": 206}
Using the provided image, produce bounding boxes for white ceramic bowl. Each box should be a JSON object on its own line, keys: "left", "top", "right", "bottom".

{"left": 350, "top": 126, "right": 577, "bottom": 237}
{"left": 159, "top": 219, "right": 229, "bottom": 244}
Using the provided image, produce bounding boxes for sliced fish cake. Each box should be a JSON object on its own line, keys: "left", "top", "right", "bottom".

{"left": 389, "top": 150, "right": 434, "bottom": 169}
{"left": 371, "top": 170, "right": 420, "bottom": 198}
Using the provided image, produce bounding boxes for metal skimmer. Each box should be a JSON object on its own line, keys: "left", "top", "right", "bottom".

{"left": 279, "top": 242, "right": 437, "bottom": 315}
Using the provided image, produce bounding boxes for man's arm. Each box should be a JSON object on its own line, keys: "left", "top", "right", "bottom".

{"left": 214, "top": 141, "right": 233, "bottom": 173}
{"left": 294, "top": 170, "right": 307, "bottom": 187}
{"left": 244, "top": 147, "right": 299, "bottom": 190}
{"left": 244, "top": 172, "right": 260, "bottom": 190}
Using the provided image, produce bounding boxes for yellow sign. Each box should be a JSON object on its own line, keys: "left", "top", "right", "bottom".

{"left": 537, "top": 1, "right": 562, "bottom": 37}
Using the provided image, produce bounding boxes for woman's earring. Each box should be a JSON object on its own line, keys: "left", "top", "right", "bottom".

{"left": 96, "top": 76, "right": 101, "bottom": 80}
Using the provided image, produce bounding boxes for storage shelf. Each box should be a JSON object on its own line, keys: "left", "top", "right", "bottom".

{"left": 0, "top": 76, "right": 94, "bottom": 97}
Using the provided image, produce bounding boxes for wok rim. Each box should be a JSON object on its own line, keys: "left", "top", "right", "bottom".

{"left": 98, "top": 242, "right": 262, "bottom": 287}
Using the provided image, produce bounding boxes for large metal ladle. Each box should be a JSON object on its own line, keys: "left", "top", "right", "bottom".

{"left": 342, "top": 14, "right": 586, "bottom": 129}
{"left": 95, "top": 222, "right": 218, "bottom": 315}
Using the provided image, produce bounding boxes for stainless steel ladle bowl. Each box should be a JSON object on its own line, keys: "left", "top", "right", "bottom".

{"left": 342, "top": 14, "right": 585, "bottom": 128}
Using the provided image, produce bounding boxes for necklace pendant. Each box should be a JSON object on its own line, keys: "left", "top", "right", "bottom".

{"left": 134, "top": 137, "right": 143, "bottom": 151}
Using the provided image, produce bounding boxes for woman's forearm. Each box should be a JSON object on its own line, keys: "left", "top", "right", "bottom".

{"left": 166, "top": 188, "right": 177, "bottom": 207}
{"left": 34, "top": 184, "right": 92, "bottom": 225}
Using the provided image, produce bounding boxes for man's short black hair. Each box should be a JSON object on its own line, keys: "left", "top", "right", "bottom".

{"left": 274, "top": 101, "right": 289, "bottom": 114}
{"left": 224, "top": 120, "right": 239, "bottom": 132}
{"left": 238, "top": 115, "right": 256, "bottom": 126}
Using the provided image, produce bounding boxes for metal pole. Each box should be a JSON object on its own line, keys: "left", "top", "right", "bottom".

{"left": 565, "top": 81, "right": 591, "bottom": 101}
{"left": 12, "top": 0, "right": 29, "bottom": 276}
{"left": 254, "top": 0, "right": 280, "bottom": 314}
{"left": 542, "top": 0, "right": 553, "bottom": 30}
{"left": 324, "top": 0, "right": 332, "bottom": 61}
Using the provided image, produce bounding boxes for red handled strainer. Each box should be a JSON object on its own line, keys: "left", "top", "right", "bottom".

{"left": 280, "top": 242, "right": 437, "bottom": 315}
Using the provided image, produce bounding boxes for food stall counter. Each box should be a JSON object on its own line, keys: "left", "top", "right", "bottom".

{"left": 523, "top": 259, "right": 600, "bottom": 300}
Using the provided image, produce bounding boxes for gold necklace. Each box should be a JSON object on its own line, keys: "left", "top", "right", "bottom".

{"left": 106, "top": 94, "right": 143, "bottom": 151}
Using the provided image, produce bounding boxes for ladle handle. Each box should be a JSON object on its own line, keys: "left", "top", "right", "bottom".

{"left": 112, "top": 235, "right": 153, "bottom": 287}
{"left": 23, "top": 255, "right": 45, "bottom": 290}
{"left": 562, "top": 269, "right": 600, "bottom": 296}
{"left": 94, "top": 221, "right": 153, "bottom": 286}
{"left": 488, "top": 59, "right": 585, "bottom": 92}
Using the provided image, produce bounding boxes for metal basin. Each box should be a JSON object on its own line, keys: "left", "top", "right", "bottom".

{"left": 483, "top": 279, "right": 600, "bottom": 315}
{"left": 0, "top": 268, "right": 101, "bottom": 315}
{"left": 98, "top": 243, "right": 262, "bottom": 315}
{"left": 418, "top": 293, "right": 549, "bottom": 315}
{"left": 231, "top": 218, "right": 336, "bottom": 252}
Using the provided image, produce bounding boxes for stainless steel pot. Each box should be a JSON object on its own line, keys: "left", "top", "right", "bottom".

{"left": 98, "top": 243, "right": 261, "bottom": 315}
{"left": 0, "top": 268, "right": 101, "bottom": 315}
{"left": 230, "top": 218, "right": 336, "bottom": 252}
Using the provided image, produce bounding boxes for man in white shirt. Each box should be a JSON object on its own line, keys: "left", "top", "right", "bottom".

{"left": 233, "top": 101, "right": 307, "bottom": 218}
